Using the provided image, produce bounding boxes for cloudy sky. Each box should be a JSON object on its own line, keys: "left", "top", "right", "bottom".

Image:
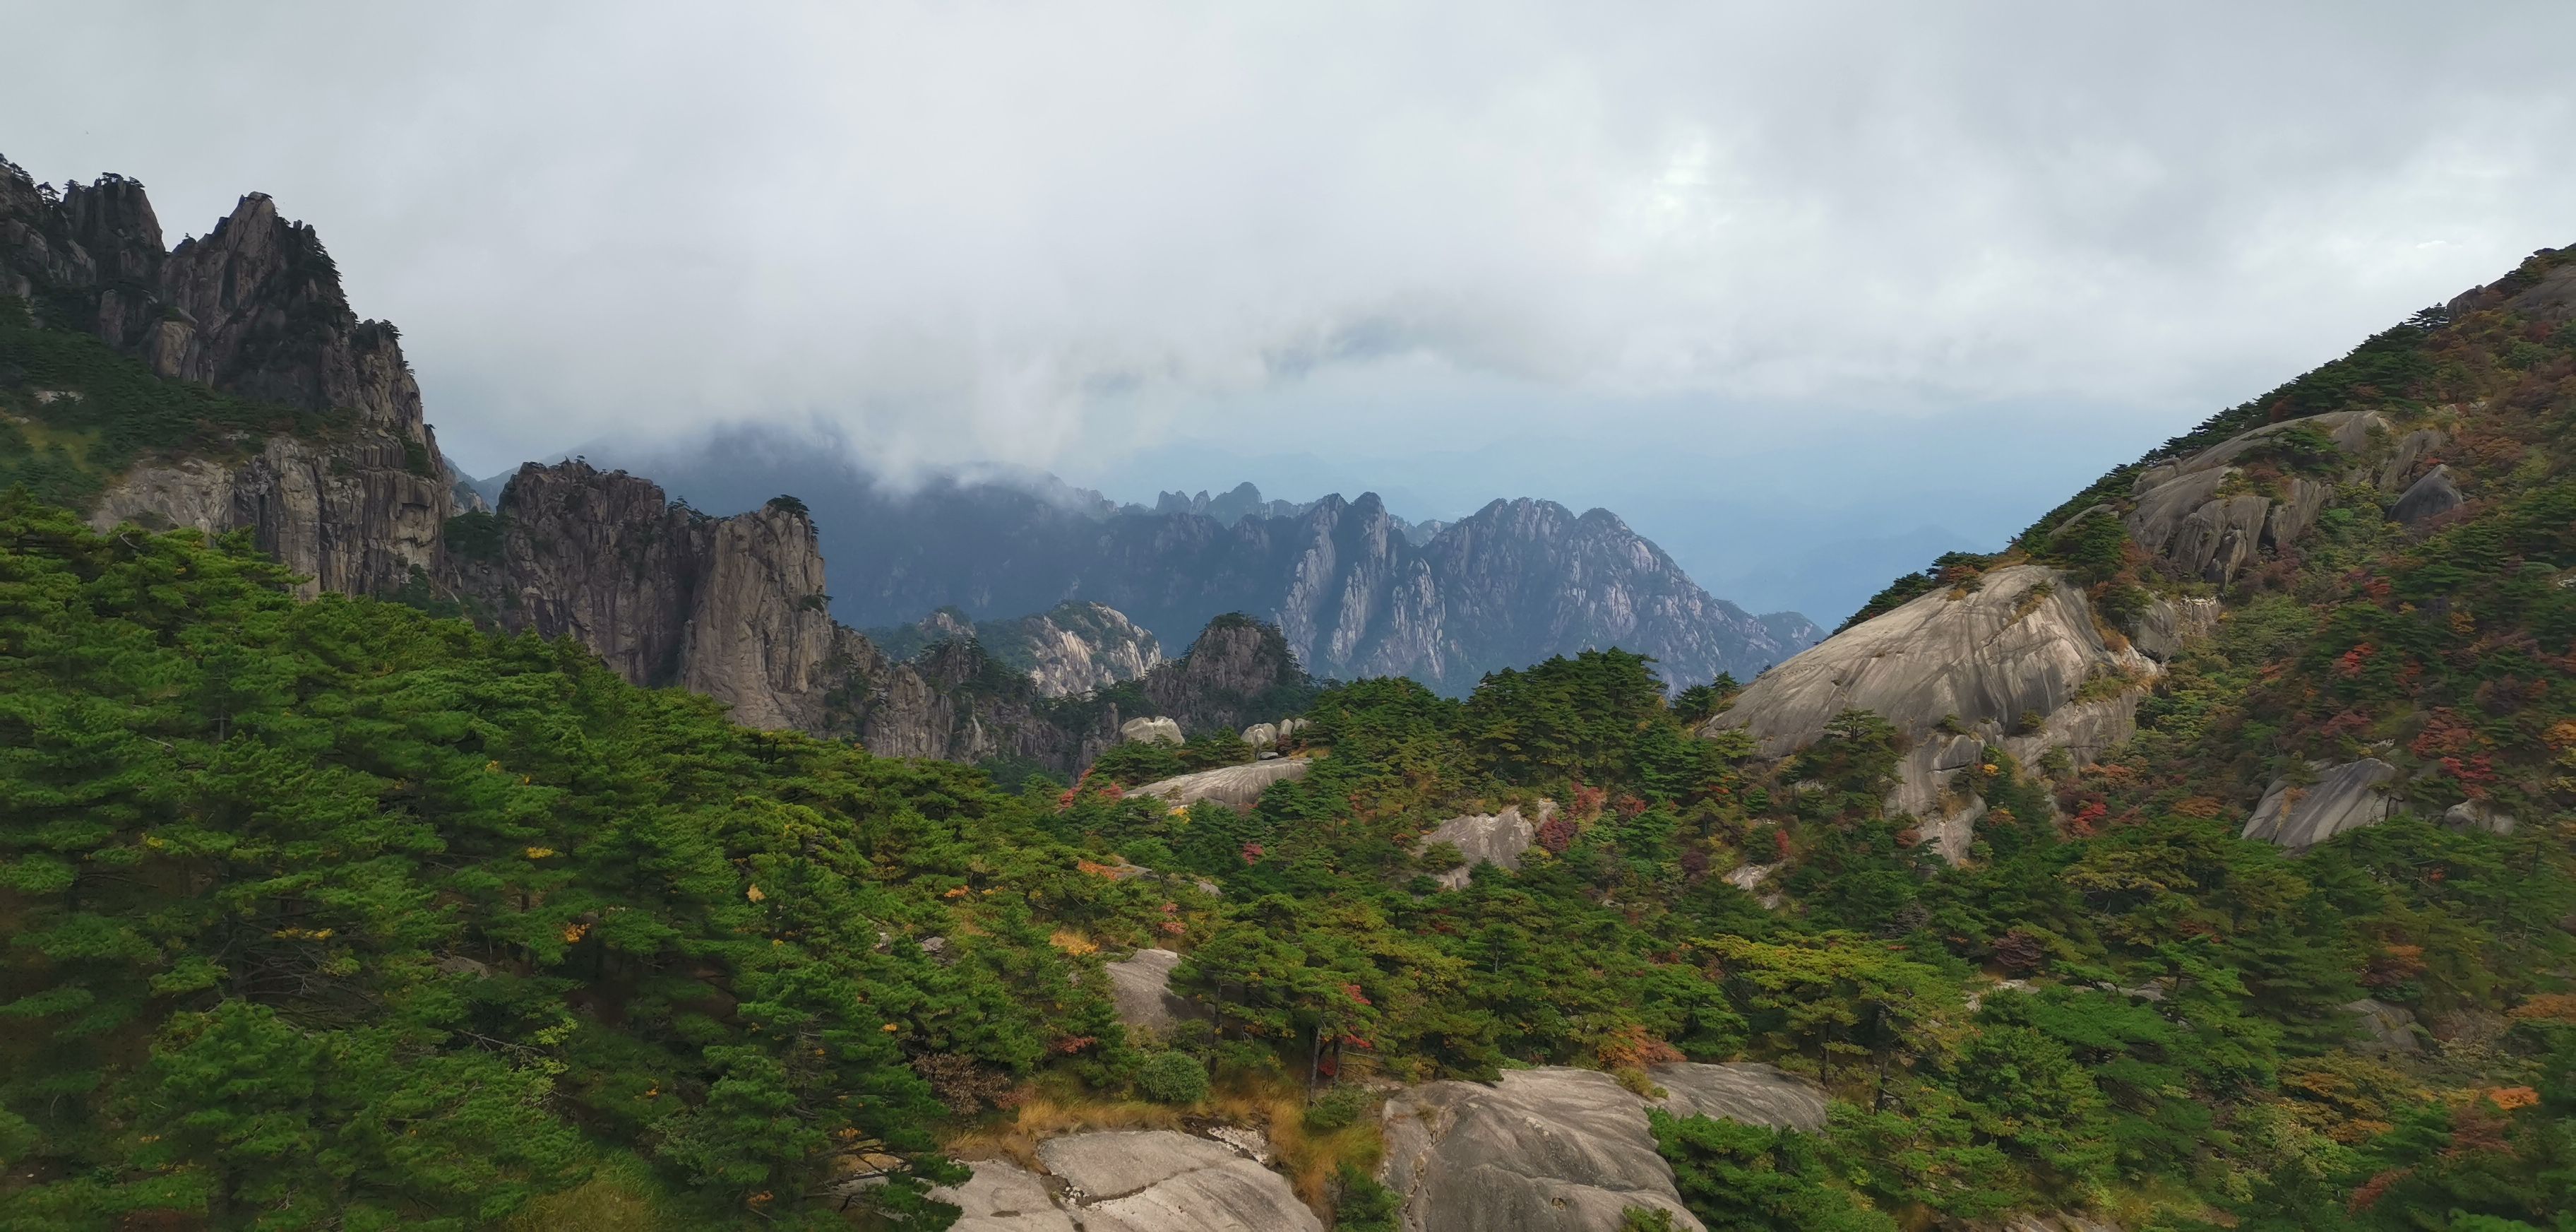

{"left": 9, "top": 1, "right": 2575, "bottom": 618}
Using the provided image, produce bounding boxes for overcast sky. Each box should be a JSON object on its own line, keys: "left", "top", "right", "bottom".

{"left": 9, "top": 1, "right": 2575, "bottom": 618}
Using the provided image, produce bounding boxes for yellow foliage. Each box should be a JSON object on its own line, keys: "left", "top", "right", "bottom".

{"left": 2510, "top": 993, "right": 2576, "bottom": 1023}
{"left": 2486, "top": 1086, "right": 2540, "bottom": 1110}
{"left": 744, "top": 884, "right": 765, "bottom": 903}
{"left": 1049, "top": 929, "right": 1099, "bottom": 956}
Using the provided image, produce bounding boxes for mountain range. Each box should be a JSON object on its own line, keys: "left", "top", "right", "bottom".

{"left": 573, "top": 429, "right": 1820, "bottom": 695}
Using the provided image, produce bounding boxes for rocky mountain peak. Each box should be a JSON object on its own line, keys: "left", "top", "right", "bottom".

{"left": 1142, "top": 615, "right": 1311, "bottom": 733}
{"left": 449, "top": 461, "right": 842, "bottom": 730}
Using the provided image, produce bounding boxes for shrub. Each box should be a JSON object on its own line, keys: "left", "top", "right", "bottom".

{"left": 1089, "top": 740, "right": 1186, "bottom": 786}
{"left": 765, "top": 493, "right": 809, "bottom": 515}
{"left": 1133, "top": 1050, "right": 1208, "bottom": 1105}
{"left": 1332, "top": 1164, "right": 1400, "bottom": 1232}
{"left": 443, "top": 509, "right": 506, "bottom": 562}
{"left": 1303, "top": 1082, "right": 1371, "bottom": 1132}
{"left": 1179, "top": 727, "right": 1255, "bottom": 771}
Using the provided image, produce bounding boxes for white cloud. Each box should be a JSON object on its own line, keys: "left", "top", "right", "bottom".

{"left": 6, "top": 1, "right": 2574, "bottom": 487}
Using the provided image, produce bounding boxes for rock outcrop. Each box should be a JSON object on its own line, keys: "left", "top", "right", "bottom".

{"left": 2444, "top": 800, "right": 2515, "bottom": 835}
{"left": 92, "top": 432, "right": 450, "bottom": 600}
{"left": 1104, "top": 948, "right": 1195, "bottom": 1035}
{"left": 1140, "top": 617, "right": 1311, "bottom": 735}
{"left": 1648, "top": 1062, "right": 1830, "bottom": 1130}
{"left": 2390, "top": 464, "right": 2463, "bottom": 528}
{"left": 2344, "top": 997, "right": 2423, "bottom": 1057}
{"left": 2121, "top": 410, "right": 2455, "bottom": 585}
{"left": 1121, "top": 716, "right": 1186, "bottom": 746}
{"left": 2123, "top": 411, "right": 2383, "bottom": 584}
{"left": 997, "top": 601, "right": 1164, "bottom": 694}
{"left": 873, "top": 600, "right": 1164, "bottom": 696}
{"left": 3, "top": 162, "right": 458, "bottom": 599}
{"left": 1133, "top": 759, "right": 1312, "bottom": 810}
{"left": 833, "top": 636, "right": 1120, "bottom": 769}
{"left": 2450, "top": 252, "right": 2576, "bottom": 324}
{"left": 2241, "top": 759, "right": 2401, "bottom": 851}
{"left": 1704, "top": 564, "right": 2157, "bottom": 860}
{"left": 933, "top": 1132, "right": 1319, "bottom": 1232}
{"left": 1379, "top": 1064, "right": 1826, "bottom": 1232}
{"left": 2130, "top": 594, "right": 2220, "bottom": 661}
{"left": 931, "top": 1159, "right": 1077, "bottom": 1232}
{"left": 1419, "top": 802, "right": 1548, "bottom": 889}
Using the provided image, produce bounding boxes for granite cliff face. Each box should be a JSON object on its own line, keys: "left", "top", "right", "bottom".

{"left": 595, "top": 430, "right": 1818, "bottom": 694}
{"left": 1, "top": 160, "right": 896, "bottom": 742}
{"left": 3, "top": 162, "right": 454, "bottom": 598}
{"left": 447, "top": 463, "right": 845, "bottom": 730}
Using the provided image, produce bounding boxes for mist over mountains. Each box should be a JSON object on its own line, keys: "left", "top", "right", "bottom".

{"left": 575, "top": 425, "right": 1818, "bottom": 693}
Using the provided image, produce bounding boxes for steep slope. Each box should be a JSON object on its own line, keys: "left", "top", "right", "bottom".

{"left": 1717, "top": 242, "right": 2576, "bottom": 863}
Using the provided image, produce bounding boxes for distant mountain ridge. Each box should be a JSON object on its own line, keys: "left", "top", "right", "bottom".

{"left": 599, "top": 427, "right": 1820, "bottom": 693}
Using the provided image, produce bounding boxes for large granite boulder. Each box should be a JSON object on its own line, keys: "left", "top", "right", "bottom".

{"left": 2344, "top": 997, "right": 2422, "bottom": 1056}
{"left": 2130, "top": 595, "right": 2220, "bottom": 662}
{"left": 1381, "top": 1064, "right": 1827, "bottom": 1232}
{"left": 1120, "top": 716, "right": 1186, "bottom": 747}
{"left": 1105, "top": 948, "right": 1197, "bottom": 1035}
{"left": 931, "top": 1131, "right": 1319, "bottom": 1232}
{"left": 2390, "top": 465, "right": 2463, "bottom": 528}
{"left": 1703, "top": 564, "right": 2156, "bottom": 860}
{"left": 1040, "top": 1131, "right": 1321, "bottom": 1232}
{"left": 2241, "top": 759, "right": 2400, "bottom": 851}
{"left": 1419, "top": 802, "right": 1549, "bottom": 889}
{"left": 1133, "top": 758, "right": 1311, "bottom": 809}
{"left": 2444, "top": 800, "right": 2516, "bottom": 835}
{"left": 934, "top": 1158, "right": 1078, "bottom": 1232}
